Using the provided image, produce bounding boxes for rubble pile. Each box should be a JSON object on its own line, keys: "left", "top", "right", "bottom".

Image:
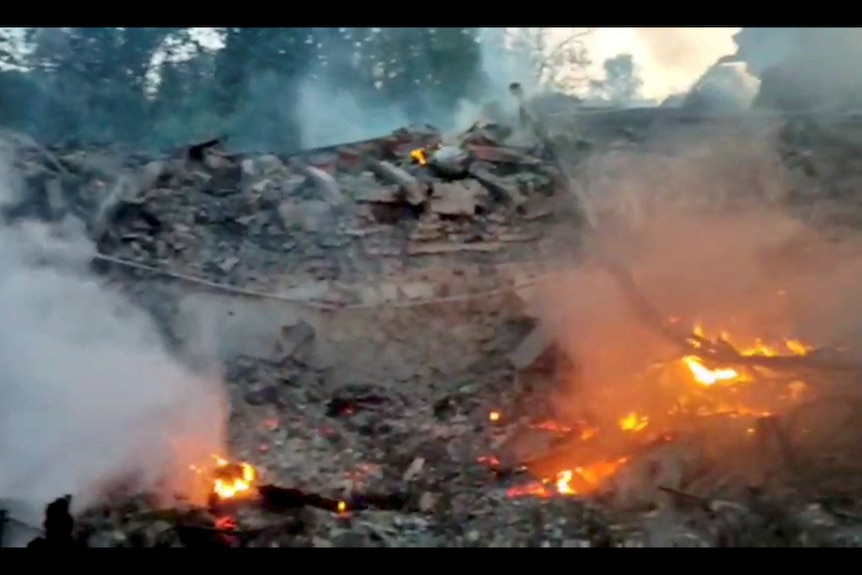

{"left": 8, "top": 109, "right": 862, "bottom": 547}
{"left": 2, "top": 122, "right": 574, "bottom": 385}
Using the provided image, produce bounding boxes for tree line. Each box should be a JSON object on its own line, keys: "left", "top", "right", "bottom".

{"left": 0, "top": 28, "right": 642, "bottom": 151}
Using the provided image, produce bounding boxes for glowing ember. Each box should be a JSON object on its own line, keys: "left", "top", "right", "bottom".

{"left": 410, "top": 149, "right": 428, "bottom": 165}
{"left": 478, "top": 455, "right": 501, "bottom": 467}
{"left": 682, "top": 326, "right": 811, "bottom": 386}
{"left": 213, "top": 456, "right": 256, "bottom": 499}
{"left": 618, "top": 412, "right": 649, "bottom": 432}
{"left": 487, "top": 325, "right": 814, "bottom": 501}
{"left": 506, "top": 458, "right": 630, "bottom": 499}
{"left": 555, "top": 470, "right": 575, "bottom": 495}
{"left": 215, "top": 516, "right": 237, "bottom": 531}
{"left": 529, "top": 420, "right": 570, "bottom": 433}
{"left": 683, "top": 355, "right": 739, "bottom": 386}
{"left": 337, "top": 500, "right": 348, "bottom": 515}
{"left": 190, "top": 455, "right": 257, "bottom": 501}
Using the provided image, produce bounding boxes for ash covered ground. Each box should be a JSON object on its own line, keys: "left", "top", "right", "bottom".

{"left": 6, "top": 109, "right": 862, "bottom": 547}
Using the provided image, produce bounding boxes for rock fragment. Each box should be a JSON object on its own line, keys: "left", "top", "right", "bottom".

{"left": 429, "top": 180, "right": 489, "bottom": 216}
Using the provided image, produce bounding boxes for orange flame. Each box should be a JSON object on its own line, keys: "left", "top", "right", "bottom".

{"left": 488, "top": 325, "right": 814, "bottom": 501}
{"left": 506, "top": 458, "right": 630, "bottom": 499}
{"left": 618, "top": 412, "right": 649, "bottom": 432}
{"left": 213, "top": 456, "right": 256, "bottom": 499}
{"left": 682, "top": 326, "right": 810, "bottom": 386}
{"left": 410, "top": 149, "right": 428, "bottom": 165}
{"left": 191, "top": 455, "right": 257, "bottom": 501}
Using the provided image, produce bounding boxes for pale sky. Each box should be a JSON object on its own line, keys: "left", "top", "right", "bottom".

{"left": 574, "top": 27, "right": 741, "bottom": 100}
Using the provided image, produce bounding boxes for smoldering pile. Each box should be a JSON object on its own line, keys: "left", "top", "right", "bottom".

{"left": 7, "top": 101, "right": 862, "bottom": 547}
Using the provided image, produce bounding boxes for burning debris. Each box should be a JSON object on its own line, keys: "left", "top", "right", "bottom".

{"left": 9, "top": 89, "right": 862, "bottom": 547}
{"left": 190, "top": 455, "right": 258, "bottom": 504}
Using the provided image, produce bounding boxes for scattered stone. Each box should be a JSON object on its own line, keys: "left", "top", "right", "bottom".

{"left": 399, "top": 282, "right": 435, "bottom": 301}
{"left": 367, "top": 160, "right": 427, "bottom": 206}
{"left": 277, "top": 199, "right": 332, "bottom": 233}
{"left": 407, "top": 241, "right": 502, "bottom": 256}
{"left": 429, "top": 180, "right": 490, "bottom": 216}
{"left": 354, "top": 184, "right": 400, "bottom": 204}
{"left": 218, "top": 256, "right": 240, "bottom": 273}
{"left": 257, "top": 154, "right": 284, "bottom": 175}
{"left": 276, "top": 320, "right": 316, "bottom": 362}
{"left": 418, "top": 492, "right": 437, "bottom": 513}
{"left": 402, "top": 457, "right": 425, "bottom": 482}
{"left": 469, "top": 163, "right": 527, "bottom": 206}
{"left": 428, "top": 146, "right": 471, "bottom": 178}
{"left": 508, "top": 323, "right": 554, "bottom": 370}
{"left": 296, "top": 164, "right": 345, "bottom": 205}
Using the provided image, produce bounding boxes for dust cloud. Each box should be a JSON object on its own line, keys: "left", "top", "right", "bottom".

{"left": 528, "top": 132, "right": 862, "bottom": 425}
{"left": 0, "top": 156, "right": 227, "bottom": 544}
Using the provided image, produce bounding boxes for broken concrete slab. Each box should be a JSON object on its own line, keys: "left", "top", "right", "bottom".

{"left": 469, "top": 163, "right": 527, "bottom": 206}
{"left": 399, "top": 282, "right": 435, "bottom": 300}
{"left": 277, "top": 199, "right": 333, "bottom": 233}
{"left": 429, "top": 180, "right": 490, "bottom": 216}
{"left": 276, "top": 320, "right": 316, "bottom": 363}
{"left": 90, "top": 174, "right": 143, "bottom": 241}
{"left": 295, "top": 163, "right": 345, "bottom": 205}
{"left": 242, "top": 154, "right": 285, "bottom": 180}
{"left": 508, "top": 323, "right": 554, "bottom": 370}
{"left": 367, "top": 160, "right": 427, "bottom": 205}
{"left": 354, "top": 184, "right": 400, "bottom": 204}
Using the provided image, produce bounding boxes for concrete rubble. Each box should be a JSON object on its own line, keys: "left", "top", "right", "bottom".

{"left": 7, "top": 108, "right": 862, "bottom": 547}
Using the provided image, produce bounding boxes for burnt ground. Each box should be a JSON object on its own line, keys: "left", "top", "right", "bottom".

{"left": 8, "top": 110, "right": 862, "bottom": 546}
{"left": 70, "top": 354, "right": 862, "bottom": 548}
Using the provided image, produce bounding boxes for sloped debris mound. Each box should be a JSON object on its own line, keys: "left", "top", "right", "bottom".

{"left": 8, "top": 108, "right": 862, "bottom": 547}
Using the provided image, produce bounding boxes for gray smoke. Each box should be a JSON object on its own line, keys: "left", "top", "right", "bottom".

{"left": 0, "top": 155, "right": 227, "bottom": 544}
{"left": 296, "top": 77, "right": 411, "bottom": 148}
{"left": 734, "top": 28, "right": 862, "bottom": 111}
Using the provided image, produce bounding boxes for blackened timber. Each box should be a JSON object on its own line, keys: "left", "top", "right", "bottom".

{"left": 257, "top": 485, "right": 409, "bottom": 514}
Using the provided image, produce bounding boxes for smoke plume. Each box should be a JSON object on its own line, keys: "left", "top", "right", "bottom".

{"left": 631, "top": 27, "right": 739, "bottom": 99}
{"left": 527, "top": 130, "right": 862, "bottom": 428}
{"left": 296, "top": 77, "right": 411, "bottom": 149}
{"left": 293, "top": 75, "right": 489, "bottom": 149}
{"left": 0, "top": 155, "right": 227, "bottom": 543}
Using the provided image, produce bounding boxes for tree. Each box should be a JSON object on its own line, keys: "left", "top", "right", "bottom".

{"left": 594, "top": 54, "right": 642, "bottom": 104}
{"left": 0, "top": 26, "right": 492, "bottom": 149}
{"left": 505, "top": 28, "right": 593, "bottom": 93}
{"left": 213, "top": 27, "right": 318, "bottom": 150}
{"left": 20, "top": 27, "right": 179, "bottom": 144}
{"left": 424, "top": 28, "right": 484, "bottom": 109}
{"left": 337, "top": 27, "right": 483, "bottom": 125}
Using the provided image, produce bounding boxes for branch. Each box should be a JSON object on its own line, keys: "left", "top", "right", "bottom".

{"left": 535, "top": 28, "right": 593, "bottom": 84}
{"left": 545, "top": 28, "right": 592, "bottom": 64}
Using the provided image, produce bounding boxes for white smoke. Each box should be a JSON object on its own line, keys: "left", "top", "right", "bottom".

{"left": 0, "top": 153, "right": 227, "bottom": 543}
{"left": 478, "top": 27, "right": 741, "bottom": 103}
{"left": 296, "top": 77, "right": 410, "bottom": 148}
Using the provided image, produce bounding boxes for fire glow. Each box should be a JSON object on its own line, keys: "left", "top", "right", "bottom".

{"left": 191, "top": 455, "right": 258, "bottom": 501}
{"left": 682, "top": 325, "right": 811, "bottom": 387}
{"left": 499, "top": 325, "right": 812, "bottom": 500}
{"left": 506, "top": 458, "right": 630, "bottom": 499}
{"left": 410, "top": 148, "right": 428, "bottom": 166}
